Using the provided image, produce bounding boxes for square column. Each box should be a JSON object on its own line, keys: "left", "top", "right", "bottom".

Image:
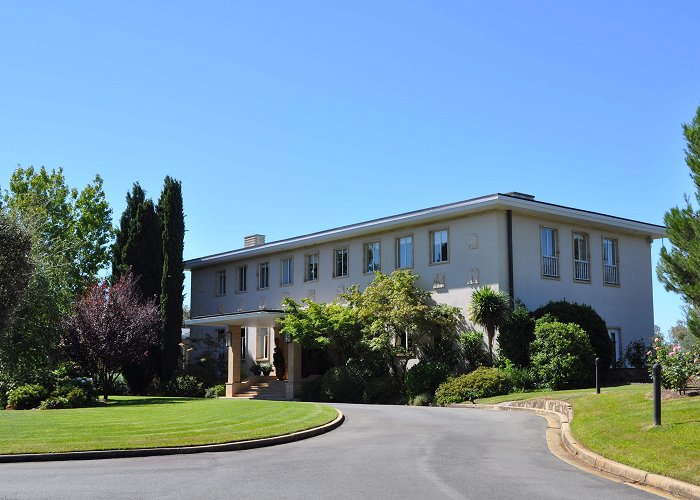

{"left": 225, "top": 327, "right": 242, "bottom": 397}
{"left": 285, "top": 341, "right": 302, "bottom": 400}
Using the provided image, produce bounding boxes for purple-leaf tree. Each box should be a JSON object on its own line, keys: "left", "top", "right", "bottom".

{"left": 62, "top": 273, "right": 160, "bottom": 400}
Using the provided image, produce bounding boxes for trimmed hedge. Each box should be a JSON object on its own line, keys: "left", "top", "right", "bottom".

{"left": 435, "top": 367, "right": 510, "bottom": 405}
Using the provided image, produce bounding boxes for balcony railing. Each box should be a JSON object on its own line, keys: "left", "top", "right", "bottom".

{"left": 574, "top": 259, "right": 590, "bottom": 281}
{"left": 604, "top": 264, "right": 619, "bottom": 285}
{"left": 542, "top": 255, "right": 558, "bottom": 277}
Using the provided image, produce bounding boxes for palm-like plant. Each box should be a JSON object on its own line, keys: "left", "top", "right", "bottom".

{"left": 468, "top": 286, "right": 511, "bottom": 366}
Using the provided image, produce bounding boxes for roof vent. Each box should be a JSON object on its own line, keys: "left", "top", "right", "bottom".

{"left": 244, "top": 234, "right": 265, "bottom": 247}
{"left": 505, "top": 192, "right": 535, "bottom": 201}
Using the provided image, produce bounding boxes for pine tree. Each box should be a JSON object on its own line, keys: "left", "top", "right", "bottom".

{"left": 112, "top": 184, "right": 145, "bottom": 279}
{"left": 658, "top": 106, "right": 700, "bottom": 341}
{"left": 157, "top": 176, "right": 185, "bottom": 384}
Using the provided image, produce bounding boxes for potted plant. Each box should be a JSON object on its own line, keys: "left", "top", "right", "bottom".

{"left": 249, "top": 363, "right": 262, "bottom": 376}
{"left": 259, "top": 362, "right": 273, "bottom": 376}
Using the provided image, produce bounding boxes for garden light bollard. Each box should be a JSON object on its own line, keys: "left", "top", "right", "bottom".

{"left": 653, "top": 363, "right": 661, "bottom": 426}
{"left": 595, "top": 357, "right": 600, "bottom": 394}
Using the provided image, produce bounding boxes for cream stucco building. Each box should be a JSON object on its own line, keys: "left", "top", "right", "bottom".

{"left": 184, "top": 192, "right": 665, "bottom": 399}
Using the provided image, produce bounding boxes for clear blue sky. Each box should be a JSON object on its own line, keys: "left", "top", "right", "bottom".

{"left": 1, "top": 1, "right": 698, "bottom": 336}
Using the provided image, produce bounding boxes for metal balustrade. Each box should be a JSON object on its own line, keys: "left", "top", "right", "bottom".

{"left": 604, "top": 264, "right": 619, "bottom": 284}
{"left": 574, "top": 259, "right": 590, "bottom": 281}
{"left": 542, "top": 256, "right": 558, "bottom": 277}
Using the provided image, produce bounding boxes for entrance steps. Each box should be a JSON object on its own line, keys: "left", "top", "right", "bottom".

{"left": 232, "top": 377, "right": 287, "bottom": 400}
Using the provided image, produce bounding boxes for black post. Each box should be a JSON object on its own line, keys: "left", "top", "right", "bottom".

{"left": 653, "top": 363, "right": 662, "bottom": 426}
{"left": 595, "top": 357, "right": 600, "bottom": 394}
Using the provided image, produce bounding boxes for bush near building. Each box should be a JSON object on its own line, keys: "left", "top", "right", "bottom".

{"left": 434, "top": 367, "right": 510, "bottom": 405}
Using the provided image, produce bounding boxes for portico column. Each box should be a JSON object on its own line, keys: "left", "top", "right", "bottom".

{"left": 225, "top": 327, "right": 242, "bottom": 397}
{"left": 285, "top": 341, "right": 302, "bottom": 400}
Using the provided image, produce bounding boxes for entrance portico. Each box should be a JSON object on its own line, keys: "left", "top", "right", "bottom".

{"left": 186, "top": 309, "right": 301, "bottom": 400}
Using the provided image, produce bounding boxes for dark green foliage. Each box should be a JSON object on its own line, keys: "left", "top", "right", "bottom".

{"left": 204, "top": 384, "right": 226, "bottom": 398}
{"left": 530, "top": 318, "right": 596, "bottom": 390}
{"left": 533, "top": 300, "right": 612, "bottom": 370}
{"left": 39, "top": 396, "right": 70, "bottom": 410}
{"left": 435, "top": 367, "right": 511, "bottom": 405}
{"left": 0, "top": 210, "right": 33, "bottom": 336}
{"left": 658, "top": 106, "right": 700, "bottom": 342}
{"left": 111, "top": 183, "right": 145, "bottom": 278}
{"left": 273, "top": 343, "right": 286, "bottom": 380}
{"left": 158, "top": 176, "right": 185, "bottom": 384}
{"left": 301, "top": 375, "right": 323, "bottom": 402}
{"left": 459, "top": 330, "right": 488, "bottom": 370}
{"left": 500, "top": 360, "right": 537, "bottom": 392}
{"left": 362, "top": 376, "right": 401, "bottom": 404}
{"left": 166, "top": 375, "right": 205, "bottom": 397}
{"left": 410, "top": 393, "right": 432, "bottom": 406}
{"left": 7, "top": 384, "right": 48, "bottom": 410}
{"left": 497, "top": 302, "right": 535, "bottom": 367}
{"left": 64, "top": 387, "right": 92, "bottom": 407}
{"left": 625, "top": 338, "right": 649, "bottom": 369}
{"left": 321, "top": 366, "right": 365, "bottom": 403}
{"left": 468, "top": 286, "right": 511, "bottom": 365}
{"left": 404, "top": 361, "right": 452, "bottom": 402}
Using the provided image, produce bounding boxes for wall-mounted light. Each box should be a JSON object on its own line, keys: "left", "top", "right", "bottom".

{"left": 283, "top": 333, "right": 292, "bottom": 343}
{"left": 225, "top": 331, "right": 232, "bottom": 348}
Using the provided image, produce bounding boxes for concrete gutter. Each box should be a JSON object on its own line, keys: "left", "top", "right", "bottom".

{"left": 0, "top": 409, "right": 344, "bottom": 463}
{"left": 451, "top": 400, "right": 700, "bottom": 500}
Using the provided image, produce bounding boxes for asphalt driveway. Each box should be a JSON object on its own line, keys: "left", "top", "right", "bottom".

{"left": 0, "top": 404, "right": 658, "bottom": 499}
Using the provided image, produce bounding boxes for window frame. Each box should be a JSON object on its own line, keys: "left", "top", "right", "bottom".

{"left": 304, "top": 252, "right": 319, "bottom": 282}
{"left": 363, "top": 241, "right": 381, "bottom": 274}
{"left": 429, "top": 228, "right": 449, "bottom": 265}
{"left": 572, "top": 231, "right": 591, "bottom": 283}
{"left": 215, "top": 270, "right": 227, "bottom": 296}
{"left": 256, "top": 327, "right": 269, "bottom": 360}
{"left": 257, "top": 261, "right": 270, "bottom": 290}
{"left": 333, "top": 246, "right": 349, "bottom": 278}
{"left": 540, "top": 226, "right": 559, "bottom": 279}
{"left": 236, "top": 265, "right": 248, "bottom": 293}
{"left": 395, "top": 234, "right": 414, "bottom": 269}
{"left": 240, "top": 327, "right": 247, "bottom": 361}
{"left": 280, "top": 257, "right": 294, "bottom": 286}
{"left": 602, "top": 237, "right": 620, "bottom": 286}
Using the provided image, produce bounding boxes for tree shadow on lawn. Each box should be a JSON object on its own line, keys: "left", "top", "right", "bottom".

{"left": 104, "top": 397, "right": 196, "bottom": 407}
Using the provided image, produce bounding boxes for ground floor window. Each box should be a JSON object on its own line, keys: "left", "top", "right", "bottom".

{"left": 257, "top": 327, "right": 269, "bottom": 360}
{"left": 608, "top": 328, "right": 621, "bottom": 367}
{"left": 241, "top": 327, "right": 247, "bottom": 361}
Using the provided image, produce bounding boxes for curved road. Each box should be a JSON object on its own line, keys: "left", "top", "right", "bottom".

{"left": 0, "top": 404, "right": 658, "bottom": 499}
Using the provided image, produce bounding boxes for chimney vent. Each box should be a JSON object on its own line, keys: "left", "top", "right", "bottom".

{"left": 505, "top": 192, "right": 535, "bottom": 201}
{"left": 244, "top": 234, "right": 266, "bottom": 247}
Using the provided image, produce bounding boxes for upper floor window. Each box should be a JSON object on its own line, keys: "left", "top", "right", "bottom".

{"left": 430, "top": 229, "right": 449, "bottom": 264}
{"left": 216, "top": 270, "right": 227, "bottom": 295}
{"left": 305, "top": 252, "right": 319, "bottom": 282}
{"left": 395, "top": 235, "right": 413, "bottom": 269}
{"left": 281, "top": 257, "right": 294, "bottom": 286}
{"left": 364, "top": 241, "right": 380, "bottom": 273}
{"left": 603, "top": 238, "right": 619, "bottom": 285}
{"left": 334, "top": 247, "right": 348, "bottom": 278}
{"left": 572, "top": 232, "right": 590, "bottom": 282}
{"left": 541, "top": 227, "right": 559, "bottom": 278}
{"left": 236, "top": 266, "right": 247, "bottom": 293}
{"left": 257, "top": 262, "right": 269, "bottom": 289}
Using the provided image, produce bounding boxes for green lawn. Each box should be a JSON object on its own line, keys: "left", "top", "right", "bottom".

{"left": 0, "top": 396, "right": 338, "bottom": 455}
{"left": 479, "top": 384, "right": 700, "bottom": 486}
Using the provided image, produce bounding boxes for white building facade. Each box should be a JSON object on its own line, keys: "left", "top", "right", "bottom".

{"left": 185, "top": 193, "right": 665, "bottom": 399}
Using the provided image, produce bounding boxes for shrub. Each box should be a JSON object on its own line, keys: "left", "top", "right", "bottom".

{"left": 65, "top": 387, "right": 92, "bottom": 407}
{"left": 166, "top": 375, "right": 205, "bottom": 397}
{"left": 205, "top": 384, "right": 226, "bottom": 398}
{"left": 434, "top": 367, "right": 510, "bottom": 405}
{"left": 362, "top": 376, "right": 401, "bottom": 404}
{"left": 111, "top": 373, "right": 130, "bottom": 396}
{"left": 500, "top": 359, "right": 537, "bottom": 392}
{"left": 497, "top": 302, "right": 535, "bottom": 367}
{"left": 459, "top": 330, "right": 488, "bottom": 370}
{"left": 533, "top": 300, "right": 612, "bottom": 371}
{"left": 6, "top": 384, "right": 48, "bottom": 410}
{"left": 321, "top": 366, "right": 365, "bottom": 403}
{"left": 301, "top": 375, "right": 323, "bottom": 402}
{"left": 404, "top": 362, "right": 451, "bottom": 402}
{"left": 530, "top": 318, "right": 596, "bottom": 390}
{"left": 410, "top": 392, "right": 432, "bottom": 406}
{"left": 625, "top": 338, "right": 649, "bottom": 369}
{"left": 647, "top": 337, "right": 700, "bottom": 394}
{"left": 39, "top": 396, "right": 70, "bottom": 410}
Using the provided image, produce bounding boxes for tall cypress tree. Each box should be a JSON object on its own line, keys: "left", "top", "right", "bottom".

{"left": 112, "top": 184, "right": 145, "bottom": 279}
{"left": 157, "top": 176, "right": 185, "bottom": 384}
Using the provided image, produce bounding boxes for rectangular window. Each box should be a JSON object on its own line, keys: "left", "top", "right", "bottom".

{"left": 395, "top": 235, "right": 413, "bottom": 269}
{"left": 240, "top": 327, "right": 247, "bottom": 361}
{"left": 430, "top": 229, "right": 449, "bottom": 264}
{"left": 305, "top": 252, "right": 319, "bottom": 282}
{"left": 609, "top": 328, "right": 621, "bottom": 366}
{"left": 364, "top": 241, "right": 381, "bottom": 273}
{"left": 572, "top": 232, "right": 590, "bottom": 282}
{"left": 280, "top": 257, "right": 294, "bottom": 286}
{"left": 257, "top": 262, "right": 269, "bottom": 289}
{"left": 216, "top": 270, "right": 227, "bottom": 295}
{"left": 541, "top": 227, "right": 559, "bottom": 278}
{"left": 603, "top": 238, "right": 619, "bottom": 285}
{"left": 334, "top": 247, "right": 348, "bottom": 278}
{"left": 257, "top": 327, "right": 269, "bottom": 360}
{"left": 237, "top": 266, "right": 247, "bottom": 293}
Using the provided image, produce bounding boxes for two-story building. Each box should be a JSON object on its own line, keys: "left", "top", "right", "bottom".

{"left": 185, "top": 192, "right": 665, "bottom": 399}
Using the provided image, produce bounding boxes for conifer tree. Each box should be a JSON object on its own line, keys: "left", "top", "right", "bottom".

{"left": 112, "top": 183, "right": 145, "bottom": 278}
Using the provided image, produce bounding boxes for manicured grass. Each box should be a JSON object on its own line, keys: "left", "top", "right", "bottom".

{"left": 0, "top": 396, "right": 338, "bottom": 454}
{"left": 479, "top": 384, "right": 700, "bottom": 486}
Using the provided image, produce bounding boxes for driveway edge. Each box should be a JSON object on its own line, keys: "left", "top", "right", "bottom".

{"left": 450, "top": 400, "right": 700, "bottom": 500}
{"left": 0, "top": 409, "right": 344, "bottom": 463}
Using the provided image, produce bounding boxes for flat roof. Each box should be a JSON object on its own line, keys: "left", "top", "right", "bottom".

{"left": 185, "top": 192, "right": 666, "bottom": 270}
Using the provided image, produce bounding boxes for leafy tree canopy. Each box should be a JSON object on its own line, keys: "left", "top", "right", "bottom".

{"left": 0, "top": 209, "right": 33, "bottom": 335}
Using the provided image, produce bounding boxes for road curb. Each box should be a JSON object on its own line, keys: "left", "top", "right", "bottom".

{"left": 0, "top": 409, "right": 344, "bottom": 463}
{"left": 450, "top": 400, "right": 700, "bottom": 500}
